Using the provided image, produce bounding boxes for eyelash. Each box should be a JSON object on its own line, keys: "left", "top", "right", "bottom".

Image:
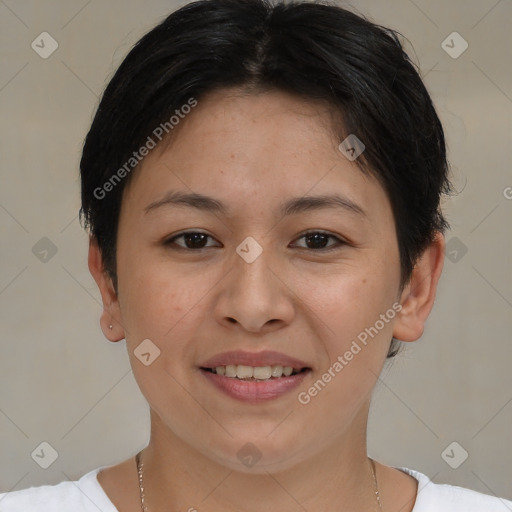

{"left": 163, "top": 230, "right": 347, "bottom": 251}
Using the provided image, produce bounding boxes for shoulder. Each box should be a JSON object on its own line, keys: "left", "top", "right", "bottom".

{"left": 399, "top": 467, "right": 512, "bottom": 512}
{"left": 0, "top": 467, "right": 118, "bottom": 512}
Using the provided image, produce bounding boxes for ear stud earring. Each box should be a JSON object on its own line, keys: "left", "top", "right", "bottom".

{"left": 109, "top": 324, "right": 113, "bottom": 329}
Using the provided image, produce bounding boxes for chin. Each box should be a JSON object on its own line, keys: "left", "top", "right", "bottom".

{"left": 201, "top": 435, "right": 311, "bottom": 474}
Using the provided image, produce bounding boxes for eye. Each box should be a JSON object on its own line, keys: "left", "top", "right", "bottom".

{"left": 164, "top": 230, "right": 346, "bottom": 251}
{"left": 163, "top": 231, "right": 221, "bottom": 250}
{"left": 291, "top": 231, "right": 346, "bottom": 250}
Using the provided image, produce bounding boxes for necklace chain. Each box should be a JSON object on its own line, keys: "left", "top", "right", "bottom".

{"left": 136, "top": 451, "right": 147, "bottom": 512}
{"left": 136, "top": 451, "right": 382, "bottom": 511}
{"left": 371, "top": 458, "right": 382, "bottom": 510}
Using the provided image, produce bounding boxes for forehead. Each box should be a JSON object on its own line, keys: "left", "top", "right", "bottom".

{"left": 121, "top": 88, "right": 391, "bottom": 224}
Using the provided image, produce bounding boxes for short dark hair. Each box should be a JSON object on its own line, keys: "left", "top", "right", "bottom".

{"left": 80, "top": 0, "right": 451, "bottom": 358}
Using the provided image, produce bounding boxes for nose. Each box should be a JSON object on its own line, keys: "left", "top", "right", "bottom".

{"left": 214, "top": 247, "right": 295, "bottom": 334}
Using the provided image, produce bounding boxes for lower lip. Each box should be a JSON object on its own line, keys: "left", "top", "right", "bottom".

{"left": 200, "top": 369, "right": 310, "bottom": 403}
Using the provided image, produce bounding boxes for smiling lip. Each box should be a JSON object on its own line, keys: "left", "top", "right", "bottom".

{"left": 200, "top": 368, "right": 310, "bottom": 403}
{"left": 199, "top": 350, "right": 311, "bottom": 403}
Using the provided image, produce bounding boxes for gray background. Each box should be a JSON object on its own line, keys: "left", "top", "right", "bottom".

{"left": 1, "top": 0, "right": 511, "bottom": 502}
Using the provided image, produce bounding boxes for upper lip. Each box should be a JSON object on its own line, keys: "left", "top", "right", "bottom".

{"left": 200, "top": 350, "right": 310, "bottom": 370}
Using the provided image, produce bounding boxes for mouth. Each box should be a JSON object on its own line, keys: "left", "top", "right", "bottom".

{"left": 201, "top": 365, "right": 308, "bottom": 380}
{"left": 199, "top": 351, "right": 312, "bottom": 403}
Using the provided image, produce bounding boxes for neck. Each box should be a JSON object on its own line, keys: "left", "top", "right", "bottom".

{"left": 140, "top": 405, "right": 380, "bottom": 512}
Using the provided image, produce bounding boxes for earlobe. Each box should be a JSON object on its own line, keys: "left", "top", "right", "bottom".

{"left": 88, "top": 236, "right": 125, "bottom": 342}
{"left": 392, "top": 232, "right": 445, "bottom": 342}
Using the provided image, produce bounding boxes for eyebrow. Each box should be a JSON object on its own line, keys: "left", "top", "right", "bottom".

{"left": 144, "top": 191, "right": 366, "bottom": 217}
{"left": 144, "top": 191, "right": 227, "bottom": 215}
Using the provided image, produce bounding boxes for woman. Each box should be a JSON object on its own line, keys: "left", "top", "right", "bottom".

{"left": 1, "top": 0, "right": 510, "bottom": 510}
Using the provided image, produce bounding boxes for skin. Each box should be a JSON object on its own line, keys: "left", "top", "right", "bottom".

{"left": 89, "top": 88, "right": 445, "bottom": 512}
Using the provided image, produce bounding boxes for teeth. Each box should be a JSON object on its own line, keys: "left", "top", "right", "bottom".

{"left": 253, "top": 366, "right": 272, "bottom": 379}
{"left": 212, "top": 365, "right": 298, "bottom": 380}
{"left": 236, "top": 365, "right": 254, "bottom": 379}
{"left": 282, "top": 366, "right": 293, "bottom": 377}
{"left": 271, "top": 365, "right": 283, "bottom": 377}
{"left": 225, "top": 365, "right": 237, "bottom": 377}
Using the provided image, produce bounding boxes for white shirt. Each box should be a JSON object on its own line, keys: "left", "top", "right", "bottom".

{"left": 0, "top": 466, "right": 511, "bottom": 511}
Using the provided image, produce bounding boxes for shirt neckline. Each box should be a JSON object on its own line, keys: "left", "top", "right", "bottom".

{"left": 86, "top": 465, "right": 429, "bottom": 512}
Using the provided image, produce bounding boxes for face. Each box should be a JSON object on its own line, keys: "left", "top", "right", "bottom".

{"left": 96, "top": 89, "right": 413, "bottom": 472}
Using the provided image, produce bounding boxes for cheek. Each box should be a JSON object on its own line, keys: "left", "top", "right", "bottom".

{"left": 116, "top": 250, "right": 209, "bottom": 345}
{"left": 294, "top": 271, "right": 397, "bottom": 432}
{"left": 298, "top": 266, "right": 399, "bottom": 347}
{"left": 116, "top": 257, "right": 209, "bottom": 405}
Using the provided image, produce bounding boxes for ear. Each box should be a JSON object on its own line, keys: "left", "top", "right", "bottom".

{"left": 392, "top": 232, "right": 445, "bottom": 342}
{"left": 88, "top": 236, "right": 125, "bottom": 342}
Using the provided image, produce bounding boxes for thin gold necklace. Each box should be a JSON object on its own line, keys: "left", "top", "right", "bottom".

{"left": 135, "top": 451, "right": 382, "bottom": 511}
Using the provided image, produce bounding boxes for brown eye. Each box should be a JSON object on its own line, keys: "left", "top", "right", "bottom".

{"left": 165, "top": 231, "right": 220, "bottom": 250}
{"left": 292, "top": 231, "right": 345, "bottom": 250}
{"left": 304, "top": 233, "right": 330, "bottom": 249}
